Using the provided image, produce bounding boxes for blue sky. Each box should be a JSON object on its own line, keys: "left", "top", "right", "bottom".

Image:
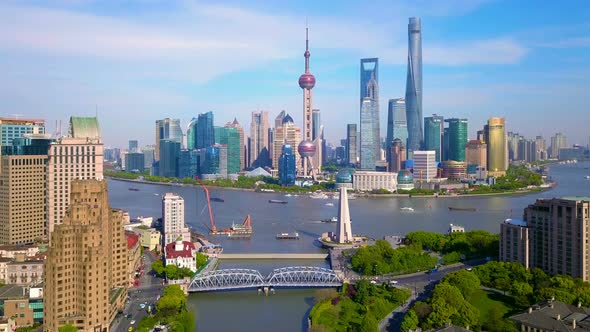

{"left": 1, "top": 0, "right": 589, "bottom": 148}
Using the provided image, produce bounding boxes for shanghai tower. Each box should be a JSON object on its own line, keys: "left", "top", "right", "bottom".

{"left": 405, "top": 17, "right": 423, "bottom": 157}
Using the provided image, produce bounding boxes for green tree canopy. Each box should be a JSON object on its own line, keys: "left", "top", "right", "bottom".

{"left": 58, "top": 324, "right": 78, "bottom": 332}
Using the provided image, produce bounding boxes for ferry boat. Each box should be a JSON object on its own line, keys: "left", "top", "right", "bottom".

{"left": 269, "top": 199, "right": 288, "bottom": 204}
{"left": 325, "top": 202, "right": 334, "bottom": 207}
{"left": 400, "top": 207, "right": 414, "bottom": 212}
{"left": 276, "top": 232, "right": 299, "bottom": 240}
{"left": 211, "top": 197, "right": 225, "bottom": 202}
{"left": 321, "top": 217, "right": 338, "bottom": 223}
{"left": 285, "top": 194, "right": 293, "bottom": 197}
{"left": 310, "top": 192, "right": 329, "bottom": 199}
{"left": 584, "top": 175, "right": 590, "bottom": 179}
{"left": 128, "top": 188, "right": 140, "bottom": 191}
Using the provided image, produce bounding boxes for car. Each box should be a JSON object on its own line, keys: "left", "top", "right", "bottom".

{"left": 370, "top": 280, "right": 377, "bottom": 284}
{"left": 128, "top": 327, "right": 133, "bottom": 332}
{"left": 126, "top": 314, "right": 132, "bottom": 319}
{"left": 139, "top": 303, "right": 146, "bottom": 309}
{"left": 130, "top": 320, "right": 136, "bottom": 325}
{"left": 466, "top": 267, "right": 473, "bottom": 271}
{"left": 389, "top": 280, "right": 398, "bottom": 284}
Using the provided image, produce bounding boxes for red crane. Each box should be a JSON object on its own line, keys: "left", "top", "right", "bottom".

{"left": 195, "top": 176, "right": 216, "bottom": 233}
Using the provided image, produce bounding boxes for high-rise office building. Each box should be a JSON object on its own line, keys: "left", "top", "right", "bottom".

{"left": 278, "top": 144, "right": 296, "bottom": 186}
{"left": 444, "top": 118, "right": 468, "bottom": 162}
{"left": 298, "top": 28, "right": 321, "bottom": 178}
{"left": 162, "top": 193, "right": 190, "bottom": 246}
{"left": 142, "top": 145, "right": 155, "bottom": 169}
{"left": 224, "top": 119, "right": 245, "bottom": 171}
{"left": 0, "top": 117, "right": 45, "bottom": 147}
{"left": 386, "top": 98, "right": 407, "bottom": 162}
{"left": 389, "top": 138, "right": 406, "bottom": 173}
{"left": 155, "top": 118, "right": 182, "bottom": 160}
{"left": 346, "top": 124, "right": 357, "bottom": 166}
{"left": 359, "top": 60, "right": 380, "bottom": 170}
{"left": 159, "top": 140, "right": 181, "bottom": 178}
{"left": 507, "top": 132, "right": 520, "bottom": 161}
{"left": 200, "top": 144, "right": 228, "bottom": 178}
{"left": 484, "top": 117, "right": 507, "bottom": 175}
{"left": 521, "top": 197, "right": 590, "bottom": 281}
{"left": 44, "top": 179, "right": 128, "bottom": 331}
{"left": 465, "top": 140, "right": 487, "bottom": 170}
{"left": 196, "top": 112, "right": 214, "bottom": 150}
{"left": 269, "top": 112, "right": 285, "bottom": 165}
{"left": 535, "top": 136, "right": 547, "bottom": 160}
{"left": 125, "top": 152, "right": 145, "bottom": 173}
{"left": 47, "top": 117, "right": 104, "bottom": 235}
{"left": 405, "top": 17, "right": 423, "bottom": 155}
{"left": 423, "top": 115, "right": 444, "bottom": 162}
{"left": 273, "top": 115, "right": 301, "bottom": 170}
{"left": 312, "top": 109, "right": 321, "bottom": 141}
{"left": 214, "top": 126, "right": 240, "bottom": 174}
{"left": 128, "top": 140, "right": 138, "bottom": 153}
{"left": 178, "top": 149, "right": 200, "bottom": 179}
{"left": 550, "top": 133, "right": 567, "bottom": 159}
{"left": 0, "top": 136, "right": 51, "bottom": 245}
{"left": 360, "top": 98, "right": 380, "bottom": 170}
{"left": 413, "top": 150, "right": 436, "bottom": 182}
{"left": 250, "top": 111, "right": 270, "bottom": 168}
{"left": 186, "top": 117, "right": 198, "bottom": 150}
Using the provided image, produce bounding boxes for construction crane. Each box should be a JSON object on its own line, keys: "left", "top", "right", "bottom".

{"left": 195, "top": 176, "right": 217, "bottom": 233}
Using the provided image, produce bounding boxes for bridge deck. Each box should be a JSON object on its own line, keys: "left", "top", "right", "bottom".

{"left": 218, "top": 253, "right": 328, "bottom": 260}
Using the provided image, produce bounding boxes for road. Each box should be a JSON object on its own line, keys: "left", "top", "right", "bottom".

{"left": 111, "top": 251, "right": 165, "bottom": 332}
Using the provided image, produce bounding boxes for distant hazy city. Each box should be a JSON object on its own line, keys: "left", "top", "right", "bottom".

{"left": 1, "top": 3, "right": 590, "bottom": 332}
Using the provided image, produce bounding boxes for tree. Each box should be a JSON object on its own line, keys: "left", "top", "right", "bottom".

{"left": 400, "top": 310, "right": 419, "bottom": 332}
{"left": 359, "top": 312, "right": 378, "bottom": 332}
{"left": 511, "top": 281, "right": 533, "bottom": 307}
{"left": 152, "top": 260, "right": 164, "bottom": 276}
{"left": 443, "top": 270, "right": 481, "bottom": 299}
{"left": 58, "top": 324, "right": 78, "bottom": 332}
{"left": 165, "top": 264, "right": 180, "bottom": 280}
{"left": 196, "top": 252, "right": 208, "bottom": 268}
{"left": 157, "top": 285, "right": 187, "bottom": 316}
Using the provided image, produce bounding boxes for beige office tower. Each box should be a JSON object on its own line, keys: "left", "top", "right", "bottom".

{"left": 47, "top": 117, "right": 104, "bottom": 235}
{"left": 272, "top": 114, "right": 301, "bottom": 170}
{"left": 250, "top": 111, "right": 270, "bottom": 168}
{"left": 44, "top": 179, "right": 128, "bottom": 332}
{"left": 525, "top": 197, "right": 590, "bottom": 281}
{"left": 484, "top": 117, "right": 507, "bottom": 176}
{"left": 465, "top": 140, "right": 487, "bottom": 169}
{"left": 0, "top": 153, "right": 47, "bottom": 245}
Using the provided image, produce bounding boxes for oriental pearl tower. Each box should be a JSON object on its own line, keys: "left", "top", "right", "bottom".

{"left": 298, "top": 27, "right": 319, "bottom": 179}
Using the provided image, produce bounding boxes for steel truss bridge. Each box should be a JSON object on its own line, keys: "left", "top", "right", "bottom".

{"left": 188, "top": 266, "right": 342, "bottom": 292}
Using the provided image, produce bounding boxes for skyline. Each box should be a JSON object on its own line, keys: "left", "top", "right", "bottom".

{"left": 1, "top": 1, "right": 589, "bottom": 147}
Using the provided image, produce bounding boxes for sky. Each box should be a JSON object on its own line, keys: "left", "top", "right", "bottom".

{"left": 1, "top": 0, "right": 589, "bottom": 148}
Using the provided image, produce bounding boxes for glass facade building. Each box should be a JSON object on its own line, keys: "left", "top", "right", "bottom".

{"left": 360, "top": 58, "right": 378, "bottom": 106}
{"left": 196, "top": 112, "right": 214, "bottom": 150}
{"left": 186, "top": 117, "right": 198, "bottom": 150}
{"left": 312, "top": 109, "right": 321, "bottom": 141}
{"left": 125, "top": 152, "right": 145, "bottom": 173}
{"left": 444, "top": 118, "right": 468, "bottom": 162}
{"left": 159, "top": 140, "right": 180, "bottom": 178}
{"left": 405, "top": 17, "right": 423, "bottom": 155}
{"left": 278, "top": 144, "right": 296, "bottom": 186}
{"left": 484, "top": 117, "right": 507, "bottom": 173}
{"left": 201, "top": 145, "right": 227, "bottom": 177}
{"left": 386, "top": 98, "right": 407, "bottom": 162}
{"left": 424, "top": 115, "right": 444, "bottom": 162}
{"left": 359, "top": 58, "right": 380, "bottom": 170}
{"left": 214, "top": 126, "right": 240, "bottom": 174}
{"left": 346, "top": 124, "right": 357, "bottom": 166}
{"left": 178, "top": 149, "right": 200, "bottom": 179}
{"left": 0, "top": 118, "right": 45, "bottom": 147}
{"left": 155, "top": 118, "right": 183, "bottom": 160}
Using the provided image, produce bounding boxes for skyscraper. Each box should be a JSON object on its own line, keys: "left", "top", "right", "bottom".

{"left": 346, "top": 124, "right": 357, "bottom": 166}
{"left": 0, "top": 136, "right": 51, "bottom": 245}
{"left": 360, "top": 69, "right": 381, "bottom": 170}
{"left": 484, "top": 117, "right": 507, "bottom": 175}
{"left": 389, "top": 138, "right": 406, "bottom": 173}
{"left": 44, "top": 179, "right": 128, "bottom": 331}
{"left": 423, "top": 115, "right": 444, "bottom": 162}
{"left": 386, "top": 98, "right": 407, "bottom": 162}
{"left": 186, "top": 117, "right": 198, "bottom": 150}
{"left": 128, "top": 140, "right": 138, "bottom": 153}
{"left": 270, "top": 111, "right": 286, "bottom": 164}
{"left": 273, "top": 115, "right": 301, "bottom": 170}
{"left": 550, "top": 133, "right": 567, "bottom": 159}
{"left": 298, "top": 28, "right": 320, "bottom": 178}
{"left": 405, "top": 17, "right": 423, "bottom": 156}
{"left": 250, "top": 111, "right": 270, "bottom": 168}
{"left": 360, "top": 58, "right": 378, "bottom": 107}
{"left": 445, "top": 118, "right": 468, "bottom": 162}
{"left": 465, "top": 140, "right": 487, "bottom": 170}
{"left": 278, "top": 144, "right": 296, "bottom": 186}
{"left": 155, "top": 118, "right": 182, "bottom": 160}
{"left": 413, "top": 150, "right": 436, "bottom": 183}
{"left": 141, "top": 145, "right": 155, "bottom": 169}
{"left": 214, "top": 126, "right": 240, "bottom": 174}
{"left": 312, "top": 109, "right": 321, "bottom": 141}
{"left": 47, "top": 117, "right": 104, "bottom": 235}
{"left": 196, "top": 111, "right": 214, "bottom": 150}
{"left": 159, "top": 140, "right": 181, "bottom": 178}
{"left": 224, "top": 118, "right": 245, "bottom": 171}
{"left": 162, "top": 193, "right": 190, "bottom": 246}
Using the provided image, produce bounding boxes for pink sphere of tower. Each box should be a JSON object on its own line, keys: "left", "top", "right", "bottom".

{"left": 298, "top": 140, "right": 316, "bottom": 157}
{"left": 299, "top": 73, "right": 316, "bottom": 89}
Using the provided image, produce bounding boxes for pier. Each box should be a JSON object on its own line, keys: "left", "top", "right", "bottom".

{"left": 218, "top": 253, "right": 328, "bottom": 260}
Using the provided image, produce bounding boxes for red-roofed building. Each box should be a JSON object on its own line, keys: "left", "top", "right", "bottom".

{"left": 126, "top": 232, "right": 141, "bottom": 286}
{"left": 165, "top": 240, "right": 197, "bottom": 272}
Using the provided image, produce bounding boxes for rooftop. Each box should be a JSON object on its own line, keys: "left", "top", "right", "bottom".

{"left": 510, "top": 300, "right": 590, "bottom": 331}
{"left": 165, "top": 241, "right": 196, "bottom": 259}
{"left": 69, "top": 116, "right": 101, "bottom": 139}
{"left": 126, "top": 232, "right": 140, "bottom": 249}
{"left": 505, "top": 218, "right": 527, "bottom": 227}
{"left": 561, "top": 196, "right": 590, "bottom": 202}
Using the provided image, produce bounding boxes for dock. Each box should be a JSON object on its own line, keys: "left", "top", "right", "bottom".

{"left": 218, "top": 253, "right": 328, "bottom": 260}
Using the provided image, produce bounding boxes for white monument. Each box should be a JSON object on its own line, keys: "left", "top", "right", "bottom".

{"left": 336, "top": 187, "right": 353, "bottom": 243}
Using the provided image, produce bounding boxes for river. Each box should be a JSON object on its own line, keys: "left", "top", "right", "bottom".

{"left": 107, "top": 161, "right": 589, "bottom": 331}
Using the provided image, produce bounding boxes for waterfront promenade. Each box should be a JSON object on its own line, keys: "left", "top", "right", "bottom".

{"left": 218, "top": 253, "right": 328, "bottom": 259}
